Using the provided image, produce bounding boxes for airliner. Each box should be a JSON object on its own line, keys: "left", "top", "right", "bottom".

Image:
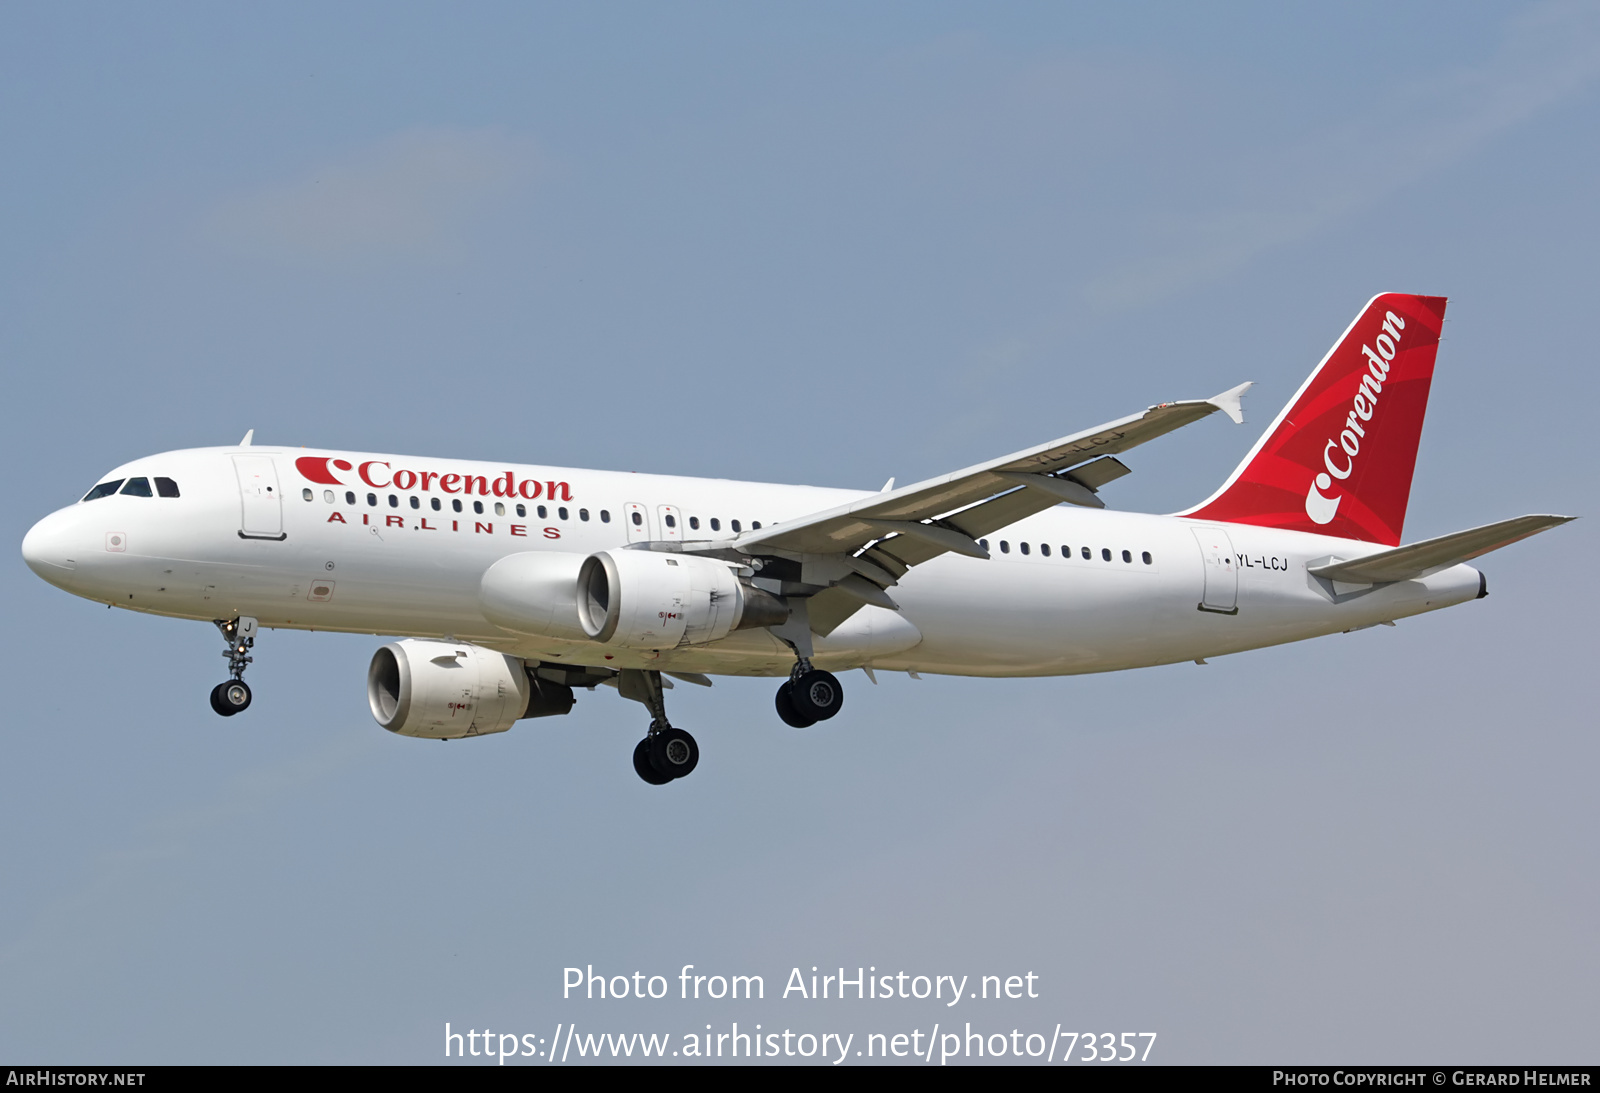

{"left": 20, "top": 294, "right": 1571, "bottom": 784}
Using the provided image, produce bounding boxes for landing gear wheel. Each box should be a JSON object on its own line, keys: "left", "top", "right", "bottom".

{"left": 790, "top": 669, "right": 843, "bottom": 722}
{"left": 210, "top": 679, "right": 252, "bottom": 717}
{"left": 648, "top": 726, "right": 700, "bottom": 779}
{"left": 775, "top": 681, "right": 818, "bottom": 728}
{"left": 633, "top": 738, "right": 673, "bottom": 785}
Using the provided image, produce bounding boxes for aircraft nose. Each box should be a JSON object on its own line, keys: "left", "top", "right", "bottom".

{"left": 21, "top": 510, "right": 79, "bottom": 580}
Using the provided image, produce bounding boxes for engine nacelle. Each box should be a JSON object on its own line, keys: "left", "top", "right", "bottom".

{"left": 367, "top": 639, "right": 574, "bottom": 740}
{"left": 478, "top": 551, "right": 590, "bottom": 640}
{"left": 576, "top": 550, "right": 788, "bottom": 649}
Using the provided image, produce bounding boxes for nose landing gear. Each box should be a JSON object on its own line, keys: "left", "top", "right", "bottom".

{"left": 209, "top": 616, "right": 257, "bottom": 717}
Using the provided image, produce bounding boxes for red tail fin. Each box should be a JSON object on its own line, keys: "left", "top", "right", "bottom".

{"left": 1183, "top": 293, "right": 1446, "bottom": 546}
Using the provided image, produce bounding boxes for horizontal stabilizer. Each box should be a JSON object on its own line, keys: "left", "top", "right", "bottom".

{"left": 1309, "top": 514, "right": 1574, "bottom": 585}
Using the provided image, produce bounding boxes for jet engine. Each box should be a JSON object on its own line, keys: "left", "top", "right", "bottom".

{"left": 576, "top": 550, "right": 788, "bottom": 649}
{"left": 367, "top": 638, "right": 574, "bottom": 739}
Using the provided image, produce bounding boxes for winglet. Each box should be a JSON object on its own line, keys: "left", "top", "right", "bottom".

{"left": 239, "top": 429, "right": 254, "bottom": 447}
{"left": 1208, "top": 382, "right": 1252, "bottom": 425}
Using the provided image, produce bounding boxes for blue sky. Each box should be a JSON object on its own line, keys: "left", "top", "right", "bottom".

{"left": 2, "top": 2, "right": 1596, "bottom": 1063}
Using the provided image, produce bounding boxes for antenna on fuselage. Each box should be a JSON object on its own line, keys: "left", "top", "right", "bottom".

{"left": 238, "top": 429, "right": 254, "bottom": 447}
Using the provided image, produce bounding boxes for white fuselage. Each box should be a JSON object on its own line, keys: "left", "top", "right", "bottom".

{"left": 21, "top": 445, "right": 1484, "bottom": 679}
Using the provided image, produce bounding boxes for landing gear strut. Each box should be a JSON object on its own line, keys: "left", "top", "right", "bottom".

{"left": 209, "top": 616, "right": 257, "bottom": 717}
{"left": 618, "top": 669, "right": 699, "bottom": 784}
{"left": 770, "top": 599, "right": 845, "bottom": 727}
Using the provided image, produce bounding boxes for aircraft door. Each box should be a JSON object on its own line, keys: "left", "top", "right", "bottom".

{"left": 1191, "top": 526, "right": 1238, "bottom": 614}
{"left": 624, "top": 502, "right": 651, "bottom": 543}
{"left": 657, "top": 505, "right": 682, "bottom": 541}
{"left": 233, "top": 455, "right": 286, "bottom": 540}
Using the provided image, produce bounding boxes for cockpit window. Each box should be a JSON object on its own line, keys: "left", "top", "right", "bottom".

{"left": 120, "top": 477, "right": 153, "bottom": 497}
{"left": 82, "top": 480, "right": 125, "bottom": 501}
{"left": 155, "top": 477, "right": 180, "bottom": 498}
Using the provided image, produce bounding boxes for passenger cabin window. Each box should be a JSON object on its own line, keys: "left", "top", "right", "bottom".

{"left": 689, "top": 516, "right": 700, "bottom": 530}
{"left": 1040, "top": 544, "right": 1050, "bottom": 556}
{"left": 600, "top": 510, "right": 611, "bottom": 523}
{"left": 1122, "top": 550, "right": 1132, "bottom": 563}
{"left": 631, "top": 511, "right": 643, "bottom": 526}
{"left": 324, "top": 490, "right": 335, "bottom": 503}
{"left": 731, "top": 519, "right": 742, "bottom": 533}
{"left": 999, "top": 540, "right": 1010, "bottom": 554}
{"left": 558, "top": 507, "right": 568, "bottom": 520}
{"left": 155, "top": 477, "right": 180, "bottom": 498}
{"left": 120, "top": 477, "right": 153, "bottom": 497}
{"left": 83, "top": 480, "right": 124, "bottom": 501}
{"left": 538, "top": 505, "right": 548, "bottom": 518}
{"left": 452, "top": 499, "right": 462, "bottom": 512}
{"left": 664, "top": 514, "right": 676, "bottom": 528}
{"left": 710, "top": 518, "right": 721, "bottom": 531}
{"left": 1020, "top": 542, "right": 1030, "bottom": 555}
{"left": 345, "top": 491, "right": 356, "bottom": 505}
{"left": 494, "top": 502, "right": 505, "bottom": 516}
{"left": 412, "top": 497, "right": 422, "bottom": 510}
{"left": 433, "top": 498, "right": 442, "bottom": 511}
{"left": 1081, "top": 547, "right": 1091, "bottom": 560}
{"left": 389, "top": 494, "right": 399, "bottom": 508}
{"left": 473, "top": 501, "right": 484, "bottom": 515}
{"left": 515, "top": 503, "right": 525, "bottom": 517}
{"left": 579, "top": 509, "right": 590, "bottom": 521}
{"left": 302, "top": 488, "right": 314, "bottom": 501}
{"left": 752, "top": 521, "right": 761, "bottom": 529}
{"left": 1142, "top": 552, "right": 1153, "bottom": 565}
{"left": 1101, "top": 548, "right": 1112, "bottom": 561}
{"left": 367, "top": 493, "right": 378, "bottom": 507}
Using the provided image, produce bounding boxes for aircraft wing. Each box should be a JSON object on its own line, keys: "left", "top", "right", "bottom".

{"left": 1308, "top": 514, "right": 1575, "bottom": 586}
{"left": 720, "top": 383, "right": 1251, "bottom": 631}
{"left": 736, "top": 384, "right": 1250, "bottom": 566}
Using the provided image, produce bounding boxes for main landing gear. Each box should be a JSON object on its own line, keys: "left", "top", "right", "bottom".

{"left": 619, "top": 669, "right": 699, "bottom": 785}
{"left": 774, "top": 658, "right": 844, "bottom": 729}
{"left": 209, "top": 616, "right": 257, "bottom": 717}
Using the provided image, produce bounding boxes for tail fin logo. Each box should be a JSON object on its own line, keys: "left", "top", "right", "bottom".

{"left": 1303, "top": 311, "right": 1404, "bottom": 524}
{"left": 1181, "top": 292, "right": 1444, "bottom": 546}
{"left": 1305, "top": 478, "right": 1341, "bottom": 524}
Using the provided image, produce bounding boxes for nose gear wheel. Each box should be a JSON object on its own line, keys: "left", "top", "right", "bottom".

{"left": 209, "top": 679, "right": 252, "bottom": 716}
{"left": 209, "top": 616, "right": 259, "bottom": 718}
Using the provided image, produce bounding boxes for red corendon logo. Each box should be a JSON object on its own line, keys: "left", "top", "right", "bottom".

{"left": 296, "top": 457, "right": 353, "bottom": 484}
{"left": 1304, "top": 310, "right": 1403, "bottom": 525}
{"left": 295, "top": 456, "right": 572, "bottom": 501}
